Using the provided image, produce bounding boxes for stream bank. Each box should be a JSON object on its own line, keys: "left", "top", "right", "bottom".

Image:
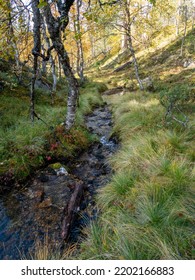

{"left": 0, "top": 106, "right": 118, "bottom": 259}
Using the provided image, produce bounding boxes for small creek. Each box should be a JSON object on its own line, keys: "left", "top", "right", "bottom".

{"left": 0, "top": 106, "right": 118, "bottom": 259}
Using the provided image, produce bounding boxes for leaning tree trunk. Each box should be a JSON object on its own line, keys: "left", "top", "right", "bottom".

{"left": 42, "top": 15, "right": 57, "bottom": 103}
{"left": 31, "top": 0, "right": 41, "bottom": 122}
{"left": 124, "top": 0, "right": 144, "bottom": 91}
{"left": 44, "top": 1, "right": 78, "bottom": 130}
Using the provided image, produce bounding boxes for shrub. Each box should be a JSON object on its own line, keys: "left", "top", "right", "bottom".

{"left": 159, "top": 85, "right": 192, "bottom": 127}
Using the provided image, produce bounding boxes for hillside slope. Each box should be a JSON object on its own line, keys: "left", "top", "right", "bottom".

{"left": 78, "top": 30, "right": 195, "bottom": 260}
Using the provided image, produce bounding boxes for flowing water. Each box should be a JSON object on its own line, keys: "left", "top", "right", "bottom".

{"left": 0, "top": 106, "right": 118, "bottom": 259}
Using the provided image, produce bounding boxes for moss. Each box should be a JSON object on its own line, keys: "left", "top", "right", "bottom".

{"left": 48, "top": 162, "right": 63, "bottom": 169}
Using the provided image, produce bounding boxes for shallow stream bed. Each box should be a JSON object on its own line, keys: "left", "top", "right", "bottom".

{"left": 0, "top": 106, "right": 118, "bottom": 259}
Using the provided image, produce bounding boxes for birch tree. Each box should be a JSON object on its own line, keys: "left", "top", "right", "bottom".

{"left": 31, "top": 0, "right": 41, "bottom": 122}
{"left": 121, "top": 0, "right": 144, "bottom": 90}
{"left": 74, "top": 0, "right": 85, "bottom": 82}
{"left": 43, "top": 0, "right": 78, "bottom": 130}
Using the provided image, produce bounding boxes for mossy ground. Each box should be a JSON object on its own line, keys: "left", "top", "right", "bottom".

{"left": 0, "top": 76, "right": 105, "bottom": 185}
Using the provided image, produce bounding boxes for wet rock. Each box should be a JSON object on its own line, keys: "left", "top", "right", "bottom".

{"left": 46, "top": 167, "right": 57, "bottom": 175}
{"left": 56, "top": 167, "right": 68, "bottom": 176}
{"left": 142, "top": 77, "right": 154, "bottom": 91}
{"left": 48, "top": 163, "right": 68, "bottom": 176}
{"left": 38, "top": 174, "right": 49, "bottom": 182}
{"left": 42, "top": 181, "right": 72, "bottom": 209}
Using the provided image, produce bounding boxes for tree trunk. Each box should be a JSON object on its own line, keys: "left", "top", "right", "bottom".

{"left": 30, "top": 58, "right": 38, "bottom": 122}
{"left": 124, "top": 0, "right": 144, "bottom": 90}
{"left": 176, "top": 17, "right": 179, "bottom": 36}
{"left": 62, "top": 182, "right": 84, "bottom": 240}
{"left": 31, "top": 0, "right": 41, "bottom": 122}
{"left": 58, "top": 55, "right": 62, "bottom": 79}
{"left": 55, "top": 40, "right": 78, "bottom": 129}
{"left": 180, "top": 4, "right": 188, "bottom": 57}
{"left": 74, "top": 0, "right": 84, "bottom": 83}
{"left": 120, "top": 11, "right": 128, "bottom": 51}
{"left": 52, "top": 61, "right": 57, "bottom": 93}
{"left": 7, "top": 1, "right": 20, "bottom": 67}
{"left": 44, "top": 1, "right": 78, "bottom": 130}
{"left": 192, "top": 7, "right": 195, "bottom": 31}
{"left": 41, "top": 44, "right": 47, "bottom": 76}
{"left": 128, "top": 34, "right": 144, "bottom": 90}
{"left": 42, "top": 16, "right": 57, "bottom": 103}
{"left": 121, "top": 32, "right": 128, "bottom": 50}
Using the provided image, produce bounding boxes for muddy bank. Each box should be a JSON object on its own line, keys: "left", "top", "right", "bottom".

{"left": 0, "top": 106, "right": 118, "bottom": 259}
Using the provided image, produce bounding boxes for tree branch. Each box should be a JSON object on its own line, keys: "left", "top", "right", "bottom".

{"left": 32, "top": 45, "right": 55, "bottom": 61}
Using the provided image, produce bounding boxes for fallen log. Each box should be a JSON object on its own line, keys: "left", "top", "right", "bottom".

{"left": 113, "top": 61, "right": 132, "bottom": 72}
{"left": 61, "top": 181, "right": 84, "bottom": 241}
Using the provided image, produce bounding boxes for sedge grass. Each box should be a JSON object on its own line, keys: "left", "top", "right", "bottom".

{"left": 79, "top": 87, "right": 195, "bottom": 260}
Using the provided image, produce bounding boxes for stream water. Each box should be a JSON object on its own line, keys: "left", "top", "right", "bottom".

{"left": 0, "top": 106, "right": 118, "bottom": 259}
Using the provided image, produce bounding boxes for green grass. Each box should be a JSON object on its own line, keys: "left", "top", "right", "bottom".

{"left": 0, "top": 78, "right": 104, "bottom": 184}
{"left": 78, "top": 87, "right": 195, "bottom": 260}
{"left": 76, "top": 29, "right": 195, "bottom": 260}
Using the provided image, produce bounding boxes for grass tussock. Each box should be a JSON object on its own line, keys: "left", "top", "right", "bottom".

{"left": 79, "top": 89, "right": 195, "bottom": 260}
{"left": 26, "top": 234, "right": 77, "bottom": 260}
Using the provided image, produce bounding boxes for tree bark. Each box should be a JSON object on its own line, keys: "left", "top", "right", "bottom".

{"left": 124, "top": 0, "right": 144, "bottom": 90}
{"left": 58, "top": 55, "right": 62, "bottom": 79}
{"left": 180, "top": 4, "right": 188, "bottom": 57}
{"left": 128, "top": 33, "right": 144, "bottom": 90}
{"left": 31, "top": 0, "right": 41, "bottom": 122}
{"left": 7, "top": 1, "right": 20, "bottom": 67}
{"left": 74, "top": 0, "right": 84, "bottom": 83}
{"left": 62, "top": 182, "right": 84, "bottom": 241}
{"left": 44, "top": 1, "right": 79, "bottom": 130}
{"left": 42, "top": 15, "right": 57, "bottom": 103}
{"left": 192, "top": 6, "right": 195, "bottom": 31}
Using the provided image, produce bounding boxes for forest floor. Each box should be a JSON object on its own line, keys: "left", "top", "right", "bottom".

{"left": 0, "top": 29, "right": 194, "bottom": 260}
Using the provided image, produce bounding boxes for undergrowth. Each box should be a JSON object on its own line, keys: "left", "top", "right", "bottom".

{"left": 78, "top": 89, "right": 195, "bottom": 260}
{"left": 0, "top": 79, "right": 104, "bottom": 187}
{"left": 74, "top": 28, "right": 195, "bottom": 260}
